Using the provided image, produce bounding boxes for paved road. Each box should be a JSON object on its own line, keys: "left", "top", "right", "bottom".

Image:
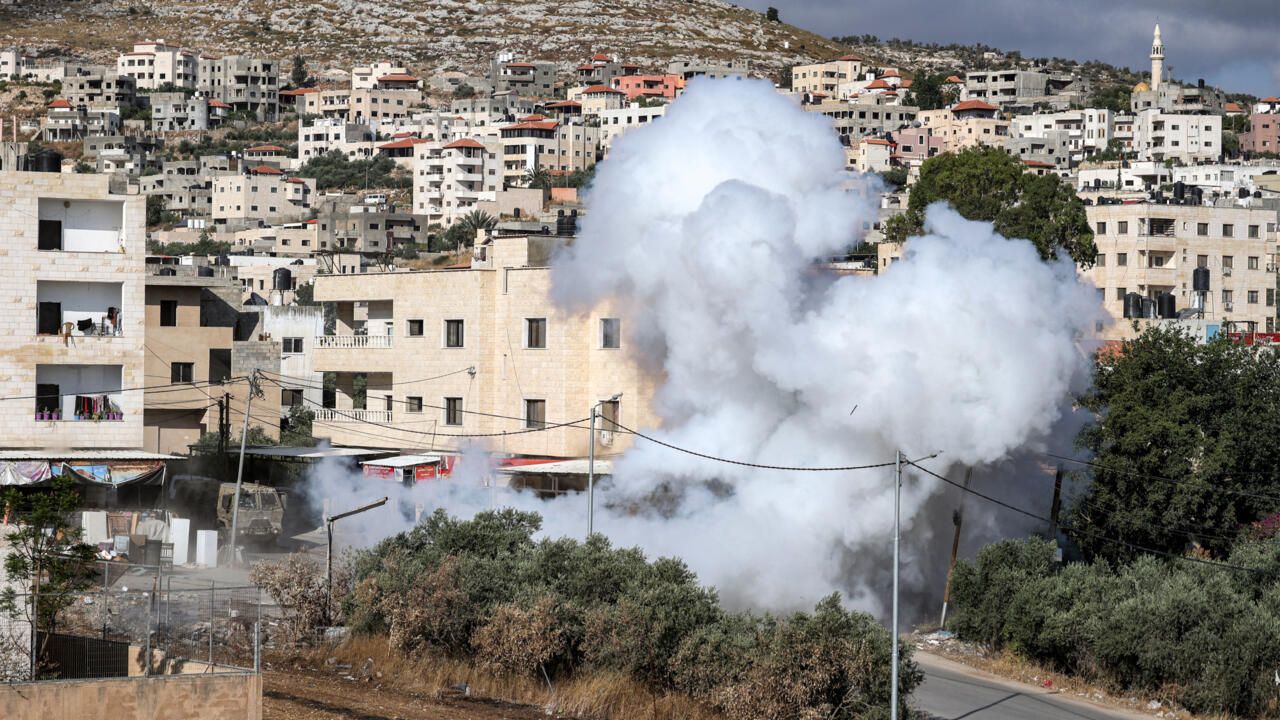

{"left": 913, "top": 652, "right": 1153, "bottom": 720}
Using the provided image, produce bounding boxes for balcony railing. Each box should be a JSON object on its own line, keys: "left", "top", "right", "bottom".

{"left": 313, "top": 408, "right": 393, "bottom": 423}
{"left": 316, "top": 334, "right": 392, "bottom": 349}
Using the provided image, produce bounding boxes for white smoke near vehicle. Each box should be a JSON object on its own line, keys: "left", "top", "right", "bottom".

{"left": 298, "top": 77, "right": 1104, "bottom": 619}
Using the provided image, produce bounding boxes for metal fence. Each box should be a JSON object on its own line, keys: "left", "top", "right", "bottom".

{"left": 0, "top": 582, "right": 264, "bottom": 683}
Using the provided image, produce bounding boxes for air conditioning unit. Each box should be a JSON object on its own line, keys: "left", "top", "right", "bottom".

{"left": 1224, "top": 302, "right": 1234, "bottom": 311}
{"left": 598, "top": 430, "right": 614, "bottom": 448}
{"left": 1268, "top": 264, "right": 1277, "bottom": 273}
{"left": 1223, "top": 266, "right": 1233, "bottom": 276}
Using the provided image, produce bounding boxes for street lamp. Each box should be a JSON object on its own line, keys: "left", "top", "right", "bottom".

{"left": 325, "top": 496, "right": 387, "bottom": 624}
{"left": 587, "top": 392, "right": 622, "bottom": 537}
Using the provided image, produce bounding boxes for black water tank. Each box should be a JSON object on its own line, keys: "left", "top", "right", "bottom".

{"left": 30, "top": 149, "right": 63, "bottom": 173}
{"left": 555, "top": 209, "right": 576, "bottom": 236}
{"left": 1193, "top": 266, "right": 1210, "bottom": 292}
{"left": 273, "top": 267, "right": 292, "bottom": 290}
{"left": 1173, "top": 181, "right": 1185, "bottom": 200}
{"left": 216, "top": 253, "right": 230, "bottom": 266}
{"left": 1158, "top": 293, "right": 1177, "bottom": 319}
{"left": 158, "top": 267, "right": 177, "bottom": 276}
{"left": 197, "top": 265, "right": 214, "bottom": 277}
{"left": 1239, "top": 187, "right": 1250, "bottom": 199}
{"left": 1123, "top": 292, "right": 1143, "bottom": 319}
{"left": 1141, "top": 296, "right": 1155, "bottom": 319}
{"left": 1255, "top": 191, "right": 1263, "bottom": 199}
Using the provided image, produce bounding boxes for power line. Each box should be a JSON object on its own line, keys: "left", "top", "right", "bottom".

{"left": 261, "top": 367, "right": 474, "bottom": 389}
{"left": 0, "top": 376, "right": 247, "bottom": 403}
{"left": 905, "top": 459, "right": 1265, "bottom": 575}
{"left": 1045, "top": 452, "right": 1280, "bottom": 505}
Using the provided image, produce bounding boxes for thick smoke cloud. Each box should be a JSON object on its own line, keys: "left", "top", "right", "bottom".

{"left": 303, "top": 78, "right": 1104, "bottom": 620}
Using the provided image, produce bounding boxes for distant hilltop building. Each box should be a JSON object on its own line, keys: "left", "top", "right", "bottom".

{"left": 1131, "top": 24, "right": 1224, "bottom": 114}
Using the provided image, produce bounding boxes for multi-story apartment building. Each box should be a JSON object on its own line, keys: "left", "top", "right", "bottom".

{"left": 1011, "top": 109, "right": 1115, "bottom": 162}
{"left": 1084, "top": 201, "right": 1280, "bottom": 339}
{"left": 598, "top": 103, "right": 667, "bottom": 148}
{"left": 1076, "top": 160, "right": 1171, "bottom": 195}
{"left": 42, "top": 100, "right": 120, "bottom": 142}
{"left": 143, "top": 268, "right": 280, "bottom": 454}
{"left": 489, "top": 57, "right": 557, "bottom": 97}
{"left": 116, "top": 40, "right": 198, "bottom": 90}
{"left": 1241, "top": 113, "right": 1279, "bottom": 156}
{"left": 1171, "top": 164, "right": 1280, "bottom": 197}
{"left": 149, "top": 92, "right": 218, "bottom": 132}
{"left": 568, "top": 85, "right": 627, "bottom": 116}
{"left": 963, "top": 69, "right": 1085, "bottom": 110}
{"left": 611, "top": 74, "right": 684, "bottom": 101}
{"left": 804, "top": 95, "right": 918, "bottom": 142}
{"left": 572, "top": 54, "right": 640, "bottom": 88}
{"left": 352, "top": 62, "right": 407, "bottom": 89}
{"left": 499, "top": 119, "right": 601, "bottom": 184}
{"left": 313, "top": 200, "right": 423, "bottom": 254}
{"left": 791, "top": 56, "right": 864, "bottom": 96}
{"left": 1130, "top": 110, "right": 1221, "bottom": 164}
{"left": 413, "top": 137, "right": 502, "bottom": 226}
{"left": 310, "top": 233, "right": 659, "bottom": 456}
{"left": 1004, "top": 131, "right": 1071, "bottom": 171}
{"left": 198, "top": 55, "right": 278, "bottom": 120}
{"left": 0, "top": 48, "right": 29, "bottom": 80}
{"left": 665, "top": 59, "right": 750, "bottom": 81}
{"left": 918, "top": 100, "right": 1010, "bottom": 152}
{"left": 63, "top": 68, "right": 137, "bottom": 108}
{"left": 298, "top": 118, "right": 376, "bottom": 161}
{"left": 212, "top": 167, "right": 316, "bottom": 224}
{"left": 0, "top": 171, "right": 146, "bottom": 450}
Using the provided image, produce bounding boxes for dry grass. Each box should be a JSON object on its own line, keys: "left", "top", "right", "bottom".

{"left": 320, "top": 634, "right": 727, "bottom": 720}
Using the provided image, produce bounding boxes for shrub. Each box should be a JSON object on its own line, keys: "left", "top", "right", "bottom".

{"left": 250, "top": 553, "right": 328, "bottom": 641}
{"left": 472, "top": 595, "right": 565, "bottom": 679}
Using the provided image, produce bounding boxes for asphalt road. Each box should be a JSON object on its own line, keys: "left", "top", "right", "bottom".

{"left": 913, "top": 653, "right": 1153, "bottom": 720}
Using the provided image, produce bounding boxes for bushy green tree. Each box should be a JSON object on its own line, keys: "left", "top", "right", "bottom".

{"left": 1072, "top": 325, "right": 1280, "bottom": 561}
{"left": 290, "top": 55, "right": 307, "bottom": 87}
{"left": 882, "top": 146, "right": 1095, "bottom": 265}
{"left": 295, "top": 151, "right": 408, "bottom": 191}
{"left": 909, "top": 72, "right": 958, "bottom": 111}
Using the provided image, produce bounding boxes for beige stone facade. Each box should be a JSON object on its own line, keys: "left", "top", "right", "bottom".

{"left": 791, "top": 57, "right": 864, "bottom": 96}
{"left": 312, "top": 234, "right": 660, "bottom": 457}
{"left": 0, "top": 171, "right": 146, "bottom": 449}
{"left": 1084, "top": 202, "right": 1280, "bottom": 340}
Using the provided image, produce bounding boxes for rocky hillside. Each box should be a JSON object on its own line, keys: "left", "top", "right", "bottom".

{"left": 0, "top": 0, "right": 846, "bottom": 77}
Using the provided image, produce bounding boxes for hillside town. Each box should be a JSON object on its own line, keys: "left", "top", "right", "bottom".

{"left": 2, "top": 13, "right": 1280, "bottom": 720}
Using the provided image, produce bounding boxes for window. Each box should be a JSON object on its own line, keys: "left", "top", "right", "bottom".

{"left": 1223, "top": 256, "right": 1234, "bottom": 269}
{"left": 1117, "top": 253, "right": 1127, "bottom": 267}
{"left": 1197, "top": 223, "right": 1209, "bottom": 236}
{"left": 171, "top": 362, "right": 194, "bottom": 383}
{"left": 1249, "top": 256, "right": 1259, "bottom": 270}
{"left": 1117, "top": 221, "right": 1128, "bottom": 234}
{"left": 1197, "top": 255, "right": 1208, "bottom": 268}
{"left": 160, "top": 300, "right": 178, "bottom": 327}
{"left": 445, "top": 319, "right": 464, "bottom": 347}
{"left": 407, "top": 319, "right": 424, "bottom": 337}
{"left": 526, "top": 318, "right": 546, "bottom": 348}
{"left": 281, "top": 388, "right": 302, "bottom": 407}
{"left": 1095, "top": 254, "right": 1106, "bottom": 267}
{"left": 1248, "top": 290, "right": 1259, "bottom": 304}
{"left": 282, "top": 337, "right": 303, "bottom": 353}
{"left": 1223, "top": 289, "right": 1233, "bottom": 304}
{"left": 1268, "top": 289, "right": 1275, "bottom": 307}
{"left": 1115, "top": 287, "right": 1126, "bottom": 301}
{"left": 524, "top": 399, "right": 546, "bottom": 429}
{"left": 601, "top": 318, "right": 621, "bottom": 349}
{"left": 406, "top": 396, "right": 423, "bottom": 413}
{"left": 1095, "top": 221, "right": 1107, "bottom": 236}
{"left": 1223, "top": 224, "right": 1235, "bottom": 238}
{"left": 1249, "top": 225, "right": 1260, "bottom": 239}
{"left": 445, "top": 397, "right": 462, "bottom": 426}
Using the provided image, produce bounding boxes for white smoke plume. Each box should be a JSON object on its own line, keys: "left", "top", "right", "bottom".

{"left": 300, "top": 77, "right": 1105, "bottom": 620}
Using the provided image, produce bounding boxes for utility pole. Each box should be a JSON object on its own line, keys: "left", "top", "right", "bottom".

{"left": 586, "top": 393, "right": 621, "bottom": 537}
{"left": 890, "top": 450, "right": 902, "bottom": 720}
{"left": 227, "top": 370, "right": 263, "bottom": 566}
{"left": 217, "top": 393, "right": 229, "bottom": 456}
{"left": 1048, "top": 464, "right": 1064, "bottom": 539}
{"left": 325, "top": 497, "right": 387, "bottom": 624}
{"left": 939, "top": 467, "right": 973, "bottom": 629}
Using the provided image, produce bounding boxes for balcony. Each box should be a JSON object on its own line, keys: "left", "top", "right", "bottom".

{"left": 35, "top": 364, "right": 124, "bottom": 421}
{"left": 37, "top": 280, "right": 124, "bottom": 337}
{"left": 316, "top": 334, "right": 392, "bottom": 349}
{"left": 37, "top": 198, "right": 126, "bottom": 253}
{"left": 313, "top": 408, "right": 393, "bottom": 423}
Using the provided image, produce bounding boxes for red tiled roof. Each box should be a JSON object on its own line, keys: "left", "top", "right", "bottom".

{"left": 582, "top": 84, "right": 624, "bottom": 94}
{"left": 621, "top": 63, "right": 640, "bottom": 69}
{"left": 209, "top": 99, "right": 231, "bottom": 108}
{"left": 503, "top": 120, "right": 560, "bottom": 132}
{"left": 377, "top": 138, "right": 428, "bottom": 150}
{"left": 280, "top": 88, "right": 317, "bottom": 97}
{"left": 47, "top": 99, "right": 71, "bottom": 109}
{"left": 863, "top": 138, "right": 893, "bottom": 146}
{"left": 286, "top": 177, "right": 308, "bottom": 184}
{"left": 865, "top": 79, "right": 891, "bottom": 90}
{"left": 545, "top": 100, "right": 582, "bottom": 109}
{"left": 306, "top": 219, "right": 318, "bottom": 224}
{"left": 392, "top": 131, "right": 413, "bottom": 138}
{"left": 1023, "top": 159, "right": 1056, "bottom": 168}
{"left": 247, "top": 144, "right": 284, "bottom": 153}
{"left": 378, "top": 73, "right": 419, "bottom": 83}
{"left": 1225, "top": 102, "right": 1243, "bottom": 112}
{"left": 520, "top": 114, "right": 548, "bottom": 121}
{"left": 1262, "top": 97, "right": 1280, "bottom": 103}
{"left": 881, "top": 68, "right": 900, "bottom": 77}
{"left": 444, "top": 138, "right": 486, "bottom": 150}
{"left": 250, "top": 164, "right": 284, "bottom": 175}
{"left": 591, "top": 53, "right": 610, "bottom": 61}
{"left": 577, "top": 64, "right": 595, "bottom": 71}
{"left": 810, "top": 92, "right": 828, "bottom": 98}
{"left": 945, "top": 75, "right": 963, "bottom": 83}
{"left": 952, "top": 99, "right": 998, "bottom": 113}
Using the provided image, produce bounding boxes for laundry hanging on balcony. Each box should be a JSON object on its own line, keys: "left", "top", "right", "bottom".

{"left": 0, "top": 461, "right": 53, "bottom": 487}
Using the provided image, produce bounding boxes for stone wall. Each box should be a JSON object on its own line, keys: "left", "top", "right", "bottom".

{"left": 0, "top": 672, "right": 261, "bottom": 720}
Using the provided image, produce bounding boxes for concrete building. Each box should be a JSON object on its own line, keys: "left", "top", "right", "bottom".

{"left": 250, "top": 304, "right": 325, "bottom": 425}
{"left": 963, "top": 69, "right": 1085, "bottom": 111}
{"left": 1130, "top": 26, "right": 1225, "bottom": 115}
{"left": 116, "top": 40, "right": 199, "bottom": 90}
{"left": 598, "top": 103, "right": 667, "bottom": 148}
{"left": 1130, "top": 110, "right": 1222, "bottom": 164}
{"left": 1012, "top": 109, "right": 1115, "bottom": 163}
{"left": 569, "top": 85, "right": 627, "bottom": 116}
{"left": 791, "top": 56, "right": 864, "bottom": 96}
{"left": 612, "top": 74, "right": 684, "bottom": 101}
{"left": 212, "top": 168, "right": 316, "bottom": 225}
{"left": 804, "top": 95, "right": 918, "bottom": 142}
{"left": 499, "top": 119, "right": 601, "bottom": 184}
{"left": 42, "top": 100, "right": 120, "bottom": 142}
{"left": 197, "top": 55, "right": 279, "bottom": 121}
{"left": 313, "top": 199, "right": 423, "bottom": 254}
{"left": 0, "top": 171, "right": 146, "bottom": 449}
{"left": 352, "top": 62, "right": 408, "bottom": 90}
{"left": 0, "top": 48, "right": 29, "bottom": 80}
{"left": 1084, "top": 201, "right": 1280, "bottom": 339}
{"left": 1171, "top": 163, "right": 1280, "bottom": 197}
{"left": 149, "top": 92, "right": 214, "bottom": 132}
{"left": 63, "top": 68, "right": 137, "bottom": 108}
{"left": 142, "top": 268, "right": 280, "bottom": 454}
{"left": 666, "top": 59, "right": 750, "bottom": 81}
{"left": 298, "top": 118, "right": 376, "bottom": 161}
{"left": 1004, "top": 131, "right": 1071, "bottom": 171}
{"left": 414, "top": 137, "right": 502, "bottom": 226}
{"left": 918, "top": 100, "right": 1010, "bottom": 152}
{"left": 310, "top": 233, "right": 659, "bottom": 456}
{"left": 1076, "top": 160, "right": 1171, "bottom": 195}
{"left": 1241, "top": 113, "right": 1280, "bottom": 156}
{"left": 489, "top": 57, "right": 557, "bottom": 97}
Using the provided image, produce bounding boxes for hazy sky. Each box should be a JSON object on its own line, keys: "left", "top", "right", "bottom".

{"left": 737, "top": 0, "right": 1279, "bottom": 97}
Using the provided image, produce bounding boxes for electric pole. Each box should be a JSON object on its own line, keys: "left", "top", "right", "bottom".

{"left": 939, "top": 467, "right": 973, "bottom": 629}
{"left": 1048, "top": 464, "right": 1064, "bottom": 540}
{"left": 227, "top": 370, "right": 263, "bottom": 566}
{"left": 890, "top": 450, "right": 901, "bottom": 720}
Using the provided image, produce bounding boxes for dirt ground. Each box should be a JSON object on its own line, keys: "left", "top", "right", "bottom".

{"left": 263, "top": 667, "right": 549, "bottom": 720}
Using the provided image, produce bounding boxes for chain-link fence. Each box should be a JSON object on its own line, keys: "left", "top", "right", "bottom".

{"left": 0, "top": 581, "right": 264, "bottom": 682}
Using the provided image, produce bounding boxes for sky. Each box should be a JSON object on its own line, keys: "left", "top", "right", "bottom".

{"left": 737, "top": 0, "right": 1280, "bottom": 98}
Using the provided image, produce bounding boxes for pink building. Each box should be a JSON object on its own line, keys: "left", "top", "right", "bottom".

{"left": 1241, "top": 113, "right": 1280, "bottom": 156}
{"left": 612, "top": 74, "right": 685, "bottom": 101}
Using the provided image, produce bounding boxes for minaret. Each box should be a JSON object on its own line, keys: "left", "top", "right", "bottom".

{"left": 1150, "top": 23, "right": 1164, "bottom": 91}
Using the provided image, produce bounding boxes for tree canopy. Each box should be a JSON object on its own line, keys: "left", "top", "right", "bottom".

{"left": 1070, "top": 325, "right": 1280, "bottom": 561}
{"left": 909, "top": 72, "right": 958, "bottom": 111}
{"left": 882, "top": 146, "right": 1095, "bottom": 265}
{"left": 295, "top": 151, "right": 408, "bottom": 191}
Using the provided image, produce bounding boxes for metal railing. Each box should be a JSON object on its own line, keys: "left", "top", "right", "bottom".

{"left": 312, "top": 408, "right": 393, "bottom": 423}
{"left": 315, "top": 334, "right": 392, "bottom": 349}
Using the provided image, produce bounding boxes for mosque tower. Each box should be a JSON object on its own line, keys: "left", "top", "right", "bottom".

{"left": 1150, "top": 23, "right": 1165, "bottom": 91}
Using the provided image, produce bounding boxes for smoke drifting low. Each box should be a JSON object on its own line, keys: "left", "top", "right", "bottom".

{"left": 303, "top": 78, "right": 1105, "bottom": 619}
